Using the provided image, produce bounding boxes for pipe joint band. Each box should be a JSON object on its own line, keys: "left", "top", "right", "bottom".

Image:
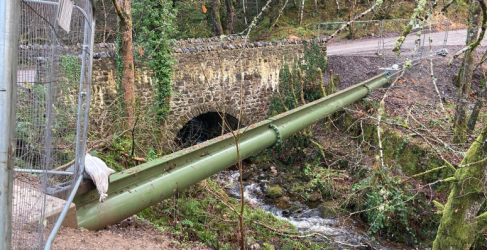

{"left": 363, "top": 84, "right": 371, "bottom": 99}
{"left": 269, "top": 124, "right": 281, "bottom": 148}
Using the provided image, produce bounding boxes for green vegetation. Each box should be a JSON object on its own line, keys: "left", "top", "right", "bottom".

{"left": 266, "top": 186, "right": 283, "bottom": 198}
{"left": 269, "top": 40, "right": 327, "bottom": 115}
{"left": 85, "top": 0, "right": 478, "bottom": 248}
{"left": 136, "top": 180, "right": 323, "bottom": 249}
{"left": 59, "top": 55, "right": 81, "bottom": 84}
{"left": 133, "top": 0, "right": 177, "bottom": 120}
{"left": 96, "top": 0, "right": 473, "bottom": 43}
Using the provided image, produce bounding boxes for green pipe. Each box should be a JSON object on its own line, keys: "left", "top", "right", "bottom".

{"left": 75, "top": 73, "right": 390, "bottom": 230}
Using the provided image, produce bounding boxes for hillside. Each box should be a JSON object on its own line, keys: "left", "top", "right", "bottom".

{"left": 92, "top": 0, "right": 468, "bottom": 43}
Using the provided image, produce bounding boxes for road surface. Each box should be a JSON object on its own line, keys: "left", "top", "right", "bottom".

{"left": 326, "top": 29, "right": 483, "bottom": 56}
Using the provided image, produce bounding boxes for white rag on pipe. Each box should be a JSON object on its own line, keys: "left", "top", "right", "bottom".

{"left": 84, "top": 154, "right": 115, "bottom": 202}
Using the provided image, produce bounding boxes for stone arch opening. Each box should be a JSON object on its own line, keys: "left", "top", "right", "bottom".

{"left": 175, "top": 112, "right": 240, "bottom": 148}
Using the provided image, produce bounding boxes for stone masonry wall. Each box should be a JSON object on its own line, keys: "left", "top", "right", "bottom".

{"left": 89, "top": 37, "right": 325, "bottom": 135}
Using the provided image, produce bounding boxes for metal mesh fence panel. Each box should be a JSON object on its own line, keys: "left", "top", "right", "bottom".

{"left": 13, "top": 0, "right": 93, "bottom": 248}
{"left": 318, "top": 20, "right": 381, "bottom": 56}
{"left": 316, "top": 19, "right": 449, "bottom": 67}
{"left": 379, "top": 19, "right": 450, "bottom": 67}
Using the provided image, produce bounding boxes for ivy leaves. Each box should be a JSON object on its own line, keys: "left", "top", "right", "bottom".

{"left": 132, "top": 0, "right": 177, "bottom": 119}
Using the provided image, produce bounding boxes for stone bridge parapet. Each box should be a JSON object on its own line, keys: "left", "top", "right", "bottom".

{"left": 19, "top": 38, "right": 325, "bottom": 136}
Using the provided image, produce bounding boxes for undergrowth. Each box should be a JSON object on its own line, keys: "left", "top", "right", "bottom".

{"left": 136, "top": 179, "right": 324, "bottom": 249}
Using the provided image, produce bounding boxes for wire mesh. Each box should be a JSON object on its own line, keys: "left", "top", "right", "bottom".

{"left": 379, "top": 19, "right": 450, "bottom": 67}
{"left": 317, "top": 20, "right": 382, "bottom": 56}
{"left": 316, "top": 19, "right": 450, "bottom": 67}
{"left": 13, "top": 0, "right": 93, "bottom": 248}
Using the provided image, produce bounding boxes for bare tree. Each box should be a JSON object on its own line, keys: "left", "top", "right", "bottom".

{"left": 467, "top": 69, "right": 486, "bottom": 132}
{"left": 452, "top": 1, "right": 482, "bottom": 143}
{"left": 433, "top": 125, "right": 487, "bottom": 249}
{"left": 243, "top": 0, "right": 247, "bottom": 24}
{"left": 225, "top": 0, "right": 235, "bottom": 34}
{"left": 211, "top": 0, "right": 224, "bottom": 36}
{"left": 299, "top": 0, "right": 305, "bottom": 25}
{"left": 112, "top": 0, "right": 136, "bottom": 128}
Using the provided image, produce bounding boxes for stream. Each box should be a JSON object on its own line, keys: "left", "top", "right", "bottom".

{"left": 213, "top": 166, "right": 414, "bottom": 250}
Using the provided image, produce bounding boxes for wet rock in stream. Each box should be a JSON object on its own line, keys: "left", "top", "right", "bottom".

{"left": 265, "top": 186, "right": 283, "bottom": 198}
{"left": 241, "top": 170, "right": 253, "bottom": 181}
{"left": 215, "top": 167, "right": 414, "bottom": 250}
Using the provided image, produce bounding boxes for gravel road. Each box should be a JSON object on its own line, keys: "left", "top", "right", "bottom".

{"left": 327, "top": 29, "right": 484, "bottom": 56}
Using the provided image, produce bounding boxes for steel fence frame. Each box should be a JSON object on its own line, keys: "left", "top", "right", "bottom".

{"left": 379, "top": 18, "right": 450, "bottom": 67}
{"left": 7, "top": 0, "right": 94, "bottom": 249}
{"left": 317, "top": 18, "right": 450, "bottom": 62}
{"left": 0, "top": 0, "right": 21, "bottom": 249}
{"left": 317, "top": 20, "right": 382, "bottom": 54}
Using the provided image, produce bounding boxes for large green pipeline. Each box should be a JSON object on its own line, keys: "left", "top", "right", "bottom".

{"left": 74, "top": 73, "right": 391, "bottom": 230}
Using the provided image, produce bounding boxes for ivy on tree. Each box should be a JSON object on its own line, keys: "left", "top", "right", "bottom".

{"left": 133, "top": 0, "right": 177, "bottom": 120}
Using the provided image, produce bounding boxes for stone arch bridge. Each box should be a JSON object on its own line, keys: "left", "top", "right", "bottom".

{"left": 89, "top": 37, "right": 325, "bottom": 138}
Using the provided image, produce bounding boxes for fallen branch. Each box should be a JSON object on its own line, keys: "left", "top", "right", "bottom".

{"left": 106, "top": 147, "right": 148, "bottom": 163}
{"left": 52, "top": 141, "right": 108, "bottom": 171}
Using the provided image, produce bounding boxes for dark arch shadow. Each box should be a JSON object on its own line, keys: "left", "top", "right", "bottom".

{"left": 175, "top": 112, "right": 240, "bottom": 148}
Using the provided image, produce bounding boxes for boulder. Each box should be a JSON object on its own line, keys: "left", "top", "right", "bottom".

{"left": 266, "top": 186, "right": 283, "bottom": 198}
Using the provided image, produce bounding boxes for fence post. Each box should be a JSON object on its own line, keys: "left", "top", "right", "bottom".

{"left": 0, "top": 0, "right": 20, "bottom": 248}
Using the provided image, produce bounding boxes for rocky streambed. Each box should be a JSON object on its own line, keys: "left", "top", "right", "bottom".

{"left": 212, "top": 162, "right": 414, "bottom": 250}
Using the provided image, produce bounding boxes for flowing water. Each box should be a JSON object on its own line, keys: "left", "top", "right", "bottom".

{"left": 214, "top": 169, "right": 414, "bottom": 250}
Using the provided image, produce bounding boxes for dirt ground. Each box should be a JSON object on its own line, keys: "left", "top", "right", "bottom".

{"left": 327, "top": 46, "right": 487, "bottom": 106}
{"left": 52, "top": 218, "right": 209, "bottom": 250}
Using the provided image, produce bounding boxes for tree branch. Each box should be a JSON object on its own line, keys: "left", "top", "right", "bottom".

{"left": 393, "top": 0, "right": 428, "bottom": 54}
{"left": 325, "top": 0, "right": 382, "bottom": 43}
{"left": 433, "top": 200, "right": 444, "bottom": 214}
{"left": 270, "top": 0, "right": 289, "bottom": 29}
{"left": 112, "top": 0, "right": 125, "bottom": 21}
{"left": 412, "top": 165, "right": 447, "bottom": 178}
{"left": 440, "top": 0, "right": 456, "bottom": 13}
{"left": 476, "top": 211, "right": 487, "bottom": 230}
{"left": 457, "top": 156, "right": 487, "bottom": 168}
{"left": 449, "top": 0, "right": 487, "bottom": 65}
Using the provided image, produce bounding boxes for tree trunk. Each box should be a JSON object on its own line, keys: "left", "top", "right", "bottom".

{"left": 299, "top": 0, "right": 304, "bottom": 25}
{"left": 348, "top": 0, "right": 356, "bottom": 39}
{"left": 453, "top": 2, "right": 481, "bottom": 143}
{"left": 269, "top": 0, "right": 274, "bottom": 29}
{"left": 256, "top": 0, "right": 258, "bottom": 16}
{"left": 113, "top": 0, "right": 135, "bottom": 128}
{"left": 433, "top": 125, "right": 487, "bottom": 249}
{"left": 243, "top": 0, "right": 247, "bottom": 24}
{"left": 225, "top": 0, "right": 235, "bottom": 34}
{"left": 467, "top": 76, "right": 486, "bottom": 133}
{"left": 211, "top": 0, "right": 224, "bottom": 36}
